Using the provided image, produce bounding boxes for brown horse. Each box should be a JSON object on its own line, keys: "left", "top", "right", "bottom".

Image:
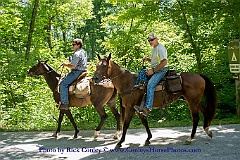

{"left": 93, "top": 54, "right": 217, "bottom": 148}
{"left": 28, "top": 60, "right": 121, "bottom": 139}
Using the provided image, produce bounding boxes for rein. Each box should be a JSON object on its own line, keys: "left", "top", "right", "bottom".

{"left": 35, "top": 64, "right": 63, "bottom": 75}
{"left": 42, "top": 70, "right": 54, "bottom": 75}
{"left": 46, "top": 64, "right": 65, "bottom": 77}
{"left": 107, "top": 63, "right": 125, "bottom": 80}
{"left": 106, "top": 63, "right": 134, "bottom": 98}
{"left": 109, "top": 72, "right": 136, "bottom": 98}
{"left": 110, "top": 72, "right": 125, "bottom": 80}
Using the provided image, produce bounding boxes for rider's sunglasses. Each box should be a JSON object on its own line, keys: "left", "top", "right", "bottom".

{"left": 148, "top": 38, "right": 155, "bottom": 42}
{"left": 72, "top": 44, "right": 77, "bottom": 46}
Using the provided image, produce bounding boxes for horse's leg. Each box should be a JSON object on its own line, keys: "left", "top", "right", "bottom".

{"left": 109, "top": 106, "right": 121, "bottom": 139}
{"left": 107, "top": 89, "right": 121, "bottom": 139}
{"left": 185, "top": 104, "right": 200, "bottom": 145}
{"left": 116, "top": 108, "right": 135, "bottom": 148}
{"left": 52, "top": 110, "right": 64, "bottom": 138}
{"left": 64, "top": 109, "right": 79, "bottom": 138}
{"left": 93, "top": 105, "right": 108, "bottom": 139}
{"left": 137, "top": 113, "right": 152, "bottom": 146}
{"left": 108, "top": 102, "right": 121, "bottom": 139}
{"left": 198, "top": 104, "right": 213, "bottom": 138}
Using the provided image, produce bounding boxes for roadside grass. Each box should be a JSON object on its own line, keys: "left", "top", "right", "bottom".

{"left": 1, "top": 99, "right": 239, "bottom": 132}
{"left": 1, "top": 112, "right": 239, "bottom": 132}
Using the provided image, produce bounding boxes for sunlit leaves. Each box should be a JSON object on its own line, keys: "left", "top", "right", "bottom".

{"left": 0, "top": 0, "right": 239, "bottom": 130}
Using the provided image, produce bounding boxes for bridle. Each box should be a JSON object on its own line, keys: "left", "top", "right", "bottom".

{"left": 34, "top": 63, "right": 63, "bottom": 76}
{"left": 33, "top": 64, "right": 53, "bottom": 75}
{"left": 99, "top": 59, "right": 125, "bottom": 81}
{"left": 98, "top": 59, "right": 135, "bottom": 98}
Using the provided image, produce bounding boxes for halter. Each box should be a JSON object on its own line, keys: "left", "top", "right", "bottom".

{"left": 36, "top": 65, "right": 54, "bottom": 75}
{"left": 102, "top": 60, "right": 136, "bottom": 98}
{"left": 35, "top": 63, "right": 62, "bottom": 76}
{"left": 102, "top": 60, "right": 125, "bottom": 81}
{"left": 109, "top": 72, "right": 125, "bottom": 80}
{"left": 41, "top": 69, "right": 54, "bottom": 75}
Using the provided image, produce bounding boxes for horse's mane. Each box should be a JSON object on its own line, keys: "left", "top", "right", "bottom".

{"left": 111, "top": 61, "right": 138, "bottom": 79}
{"left": 45, "top": 63, "right": 61, "bottom": 77}
{"left": 101, "top": 56, "right": 131, "bottom": 73}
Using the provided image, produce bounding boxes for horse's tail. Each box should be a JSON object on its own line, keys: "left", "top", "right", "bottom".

{"left": 200, "top": 74, "right": 217, "bottom": 125}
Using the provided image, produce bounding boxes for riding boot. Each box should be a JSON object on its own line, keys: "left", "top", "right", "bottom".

{"left": 141, "top": 108, "right": 151, "bottom": 117}
{"left": 134, "top": 105, "right": 143, "bottom": 113}
{"left": 134, "top": 106, "right": 151, "bottom": 117}
{"left": 59, "top": 104, "right": 69, "bottom": 110}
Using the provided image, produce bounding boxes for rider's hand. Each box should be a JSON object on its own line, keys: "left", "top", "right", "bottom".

{"left": 142, "top": 57, "right": 151, "bottom": 62}
{"left": 62, "top": 62, "right": 68, "bottom": 67}
{"left": 146, "top": 69, "right": 154, "bottom": 76}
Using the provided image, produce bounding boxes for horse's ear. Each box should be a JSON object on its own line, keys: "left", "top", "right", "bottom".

{"left": 107, "top": 53, "right": 111, "bottom": 62}
{"left": 97, "top": 54, "right": 101, "bottom": 60}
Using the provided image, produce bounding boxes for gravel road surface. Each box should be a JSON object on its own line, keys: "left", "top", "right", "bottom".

{"left": 0, "top": 124, "right": 239, "bottom": 160}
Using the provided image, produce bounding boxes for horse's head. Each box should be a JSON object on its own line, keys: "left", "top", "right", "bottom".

{"left": 92, "top": 54, "right": 112, "bottom": 83}
{"left": 28, "top": 60, "right": 50, "bottom": 76}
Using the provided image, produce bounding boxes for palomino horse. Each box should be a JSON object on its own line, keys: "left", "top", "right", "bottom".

{"left": 28, "top": 60, "right": 121, "bottom": 139}
{"left": 93, "top": 54, "right": 217, "bottom": 148}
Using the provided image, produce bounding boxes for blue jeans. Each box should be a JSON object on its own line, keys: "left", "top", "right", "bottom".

{"left": 60, "top": 70, "right": 85, "bottom": 104}
{"left": 145, "top": 68, "right": 167, "bottom": 109}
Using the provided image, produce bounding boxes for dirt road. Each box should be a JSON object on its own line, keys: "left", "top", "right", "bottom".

{"left": 0, "top": 124, "right": 239, "bottom": 160}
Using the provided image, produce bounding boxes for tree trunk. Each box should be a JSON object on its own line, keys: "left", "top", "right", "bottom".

{"left": 177, "top": 0, "right": 201, "bottom": 70}
{"left": 45, "top": 16, "right": 55, "bottom": 51}
{"left": 25, "top": 0, "right": 39, "bottom": 61}
{"left": 237, "top": 77, "right": 240, "bottom": 119}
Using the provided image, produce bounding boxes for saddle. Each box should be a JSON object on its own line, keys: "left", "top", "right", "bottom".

{"left": 137, "top": 69, "right": 182, "bottom": 108}
{"left": 139, "top": 70, "right": 182, "bottom": 93}
{"left": 161, "top": 70, "right": 182, "bottom": 93}
{"left": 57, "top": 72, "right": 91, "bottom": 98}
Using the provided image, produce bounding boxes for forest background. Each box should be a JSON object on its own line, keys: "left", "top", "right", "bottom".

{"left": 0, "top": 0, "right": 240, "bottom": 131}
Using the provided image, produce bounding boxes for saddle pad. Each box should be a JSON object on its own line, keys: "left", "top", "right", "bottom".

{"left": 155, "top": 84, "right": 163, "bottom": 91}
{"left": 93, "top": 78, "right": 114, "bottom": 89}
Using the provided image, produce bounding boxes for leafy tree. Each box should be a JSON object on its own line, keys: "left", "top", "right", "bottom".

{"left": 1, "top": 0, "right": 239, "bottom": 131}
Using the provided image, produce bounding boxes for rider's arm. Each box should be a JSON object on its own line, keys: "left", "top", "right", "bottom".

{"left": 63, "top": 62, "right": 76, "bottom": 69}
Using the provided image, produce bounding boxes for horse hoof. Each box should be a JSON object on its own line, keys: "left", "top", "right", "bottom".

{"left": 113, "top": 131, "right": 121, "bottom": 139}
{"left": 145, "top": 141, "right": 150, "bottom": 146}
{"left": 73, "top": 135, "right": 78, "bottom": 139}
{"left": 205, "top": 127, "right": 213, "bottom": 138}
{"left": 52, "top": 132, "right": 58, "bottom": 138}
{"left": 115, "top": 144, "right": 122, "bottom": 149}
{"left": 94, "top": 131, "right": 100, "bottom": 139}
{"left": 184, "top": 136, "right": 193, "bottom": 145}
{"left": 73, "top": 129, "right": 79, "bottom": 139}
{"left": 184, "top": 140, "right": 191, "bottom": 145}
{"left": 208, "top": 131, "right": 213, "bottom": 138}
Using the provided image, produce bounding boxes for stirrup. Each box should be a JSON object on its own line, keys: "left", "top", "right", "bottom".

{"left": 59, "top": 104, "right": 69, "bottom": 110}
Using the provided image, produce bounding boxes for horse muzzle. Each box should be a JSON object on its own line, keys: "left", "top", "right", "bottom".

{"left": 92, "top": 74, "right": 106, "bottom": 84}
{"left": 27, "top": 71, "right": 37, "bottom": 77}
{"left": 92, "top": 77, "right": 101, "bottom": 84}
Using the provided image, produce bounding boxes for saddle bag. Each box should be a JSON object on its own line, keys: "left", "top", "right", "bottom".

{"left": 57, "top": 77, "right": 91, "bottom": 98}
{"left": 74, "top": 77, "right": 91, "bottom": 98}
{"left": 165, "top": 70, "right": 177, "bottom": 77}
{"left": 166, "top": 75, "right": 182, "bottom": 93}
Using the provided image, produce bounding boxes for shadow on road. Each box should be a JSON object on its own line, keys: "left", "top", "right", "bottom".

{"left": 0, "top": 124, "right": 239, "bottom": 160}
